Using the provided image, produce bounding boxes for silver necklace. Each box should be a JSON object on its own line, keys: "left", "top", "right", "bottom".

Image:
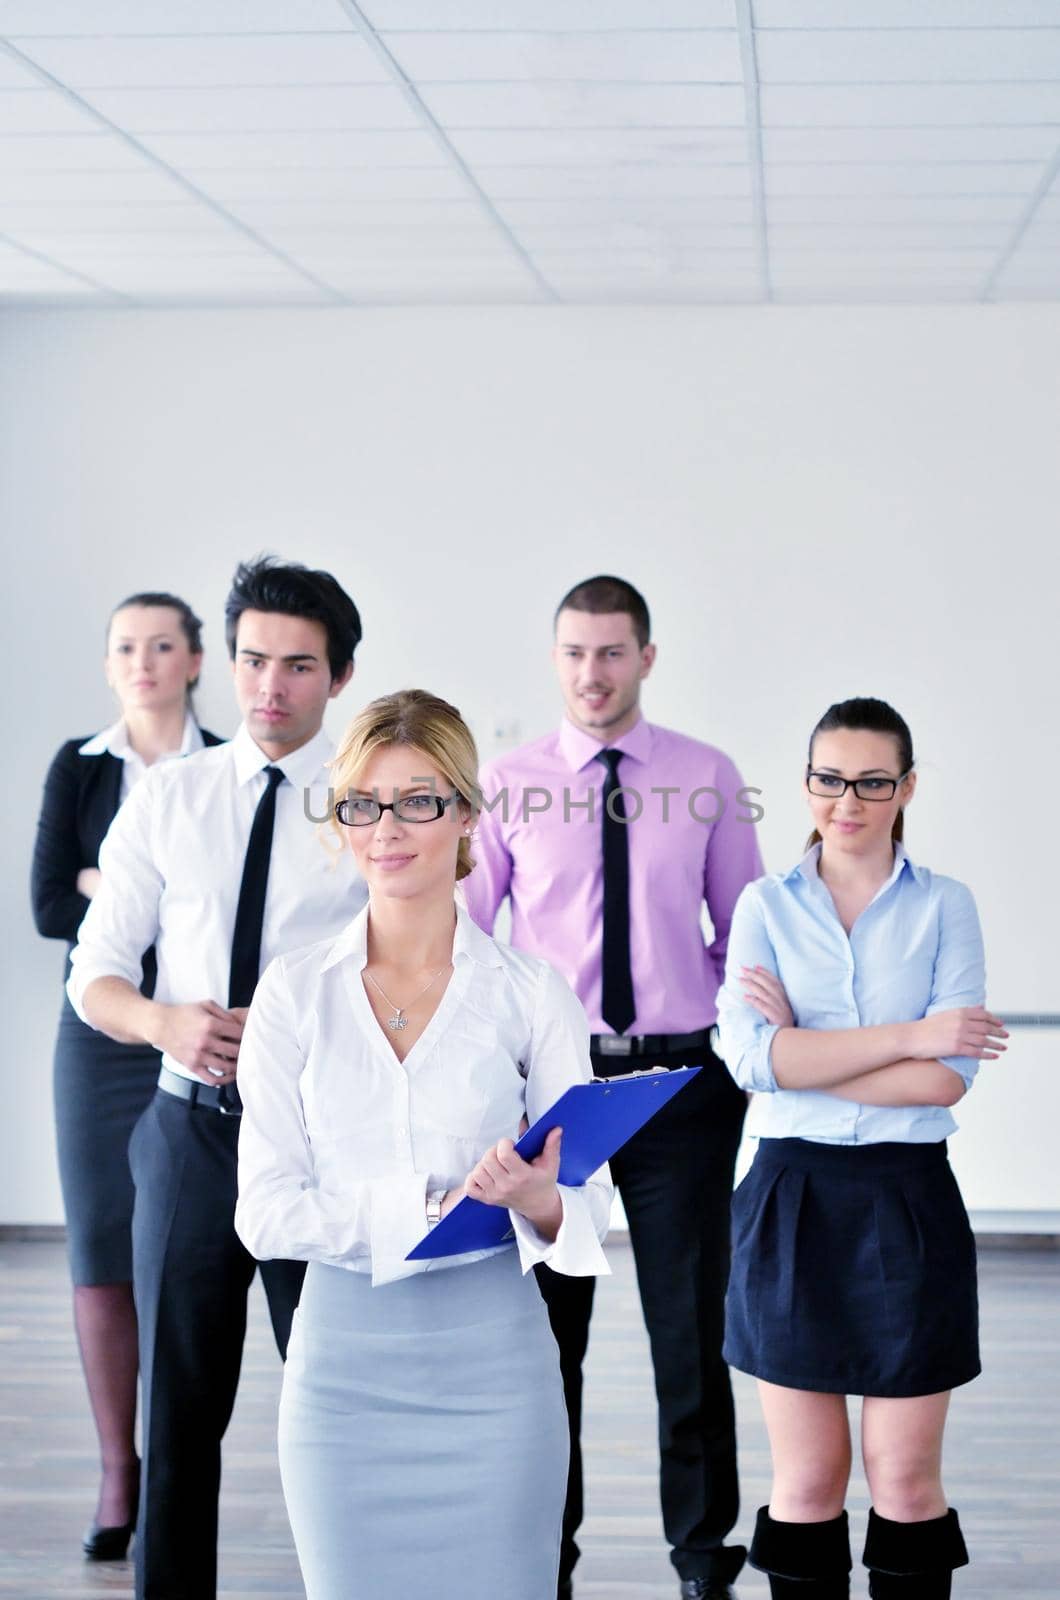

{"left": 364, "top": 964, "right": 449, "bottom": 1031}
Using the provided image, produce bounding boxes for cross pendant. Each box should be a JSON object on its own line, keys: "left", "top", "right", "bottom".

{"left": 387, "top": 1012, "right": 408, "bottom": 1031}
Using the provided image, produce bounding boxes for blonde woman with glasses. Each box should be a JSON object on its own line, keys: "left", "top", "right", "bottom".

{"left": 235, "top": 689, "right": 612, "bottom": 1600}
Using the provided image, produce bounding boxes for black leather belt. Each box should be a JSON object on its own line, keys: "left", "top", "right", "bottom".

{"left": 589, "top": 1027, "right": 713, "bottom": 1070}
{"left": 157, "top": 1064, "right": 242, "bottom": 1116}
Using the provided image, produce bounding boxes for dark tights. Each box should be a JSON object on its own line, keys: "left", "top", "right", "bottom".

{"left": 73, "top": 1282, "right": 140, "bottom": 1525}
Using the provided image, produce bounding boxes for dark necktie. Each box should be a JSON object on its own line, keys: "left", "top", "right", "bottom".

{"left": 598, "top": 749, "right": 636, "bottom": 1036}
{"left": 228, "top": 766, "right": 285, "bottom": 1010}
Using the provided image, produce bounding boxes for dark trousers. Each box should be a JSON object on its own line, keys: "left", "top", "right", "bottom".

{"left": 536, "top": 1046, "right": 747, "bottom": 1585}
{"left": 128, "top": 1089, "right": 306, "bottom": 1600}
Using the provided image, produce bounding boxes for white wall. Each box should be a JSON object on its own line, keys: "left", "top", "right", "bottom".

{"left": 2, "top": 304, "right": 1058, "bottom": 1226}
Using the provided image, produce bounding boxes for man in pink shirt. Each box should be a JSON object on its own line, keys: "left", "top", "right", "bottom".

{"left": 464, "top": 575, "right": 764, "bottom": 1600}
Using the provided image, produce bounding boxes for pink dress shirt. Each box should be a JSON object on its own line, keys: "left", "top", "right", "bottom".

{"left": 463, "top": 716, "right": 765, "bottom": 1036}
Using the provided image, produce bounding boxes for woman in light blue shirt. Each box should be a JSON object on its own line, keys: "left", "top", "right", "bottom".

{"left": 715, "top": 698, "right": 1006, "bottom": 1600}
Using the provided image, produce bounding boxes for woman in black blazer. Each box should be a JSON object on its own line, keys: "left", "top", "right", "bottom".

{"left": 31, "top": 591, "right": 222, "bottom": 1560}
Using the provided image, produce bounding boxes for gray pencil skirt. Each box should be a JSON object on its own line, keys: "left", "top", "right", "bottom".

{"left": 278, "top": 1250, "right": 569, "bottom": 1600}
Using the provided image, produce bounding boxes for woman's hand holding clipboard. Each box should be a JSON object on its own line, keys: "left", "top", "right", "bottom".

{"left": 406, "top": 1065, "right": 702, "bottom": 1261}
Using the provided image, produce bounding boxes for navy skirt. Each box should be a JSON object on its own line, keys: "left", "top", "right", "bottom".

{"left": 725, "top": 1137, "right": 980, "bottom": 1398}
{"left": 53, "top": 996, "right": 161, "bottom": 1286}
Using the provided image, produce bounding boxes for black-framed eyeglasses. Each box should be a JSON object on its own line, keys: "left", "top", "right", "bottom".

{"left": 334, "top": 793, "right": 459, "bottom": 827}
{"left": 806, "top": 770, "right": 910, "bottom": 802}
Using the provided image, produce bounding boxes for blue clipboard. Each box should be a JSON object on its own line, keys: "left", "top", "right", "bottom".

{"left": 406, "top": 1065, "right": 701, "bottom": 1261}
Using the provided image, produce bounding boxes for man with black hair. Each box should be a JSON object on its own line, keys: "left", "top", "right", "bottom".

{"left": 465, "top": 575, "right": 763, "bottom": 1600}
{"left": 68, "top": 556, "right": 365, "bottom": 1600}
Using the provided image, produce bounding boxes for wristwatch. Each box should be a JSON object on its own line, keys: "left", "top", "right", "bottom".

{"left": 426, "top": 1190, "right": 446, "bottom": 1229}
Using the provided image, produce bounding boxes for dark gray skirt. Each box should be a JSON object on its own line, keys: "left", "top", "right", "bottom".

{"left": 279, "top": 1251, "right": 568, "bottom": 1600}
{"left": 53, "top": 997, "right": 160, "bottom": 1286}
{"left": 724, "top": 1137, "right": 980, "bottom": 1398}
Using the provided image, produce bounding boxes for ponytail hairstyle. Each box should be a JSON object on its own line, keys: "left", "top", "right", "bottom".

{"left": 805, "top": 696, "right": 914, "bottom": 851}
{"left": 108, "top": 590, "right": 205, "bottom": 707}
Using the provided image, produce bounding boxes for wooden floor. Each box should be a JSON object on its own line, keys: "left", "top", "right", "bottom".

{"left": 0, "top": 1239, "right": 1056, "bottom": 1598}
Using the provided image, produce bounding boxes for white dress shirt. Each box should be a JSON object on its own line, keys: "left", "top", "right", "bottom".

{"left": 78, "top": 712, "right": 205, "bottom": 801}
{"left": 67, "top": 723, "right": 367, "bottom": 1083}
{"left": 234, "top": 904, "right": 614, "bottom": 1288}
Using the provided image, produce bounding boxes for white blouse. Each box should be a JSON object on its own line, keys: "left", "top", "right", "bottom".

{"left": 235, "top": 904, "right": 613, "bottom": 1288}
{"left": 79, "top": 712, "right": 204, "bottom": 801}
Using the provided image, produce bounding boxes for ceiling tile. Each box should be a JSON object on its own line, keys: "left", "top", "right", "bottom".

{"left": 334, "top": 285, "right": 542, "bottom": 306}
{"left": 0, "top": 51, "right": 42, "bottom": 88}
{"left": 0, "top": 237, "right": 54, "bottom": 269}
{"left": 192, "top": 167, "right": 471, "bottom": 203}
{"left": 543, "top": 271, "right": 761, "bottom": 303}
{"left": 506, "top": 221, "right": 756, "bottom": 251}
{"left": 756, "top": 28, "right": 1060, "bottom": 83}
{"left": 293, "top": 257, "right": 542, "bottom": 302}
{"left": 763, "top": 127, "right": 1060, "bottom": 163}
{"left": 75, "top": 85, "right": 421, "bottom": 133}
{"left": 0, "top": 241, "right": 116, "bottom": 293}
{"left": 384, "top": 31, "right": 741, "bottom": 84}
{"left": 3, "top": 3, "right": 1056, "bottom": 307}
{"left": 0, "top": 88, "right": 98, "bottom": 132}
{"left": 0, "top": 169, "right": 188, "bottom": 205}
{"left": 546, "top": 277, "right": 759, "bottom": 303}
{"left": 773, "top": 285, "right": 979, "bottom": 302}
{"left": 18, "top": 34, "right": 390, "bottom": 89}
{"left": 559, "top": 284, "right": 763, "bottom": 302}
{"left": 12, "top": 224, "right": 258, "bottom": 257}
{"left": 770, "top": 249, "right": 996, "bottom": 280}
{"left": 134, "top": 129, "right": 446, "bottom": 171}
{"left": 532, "top": 247, "right": 759, "bottom": 275}
{"left": 766, "top": 162, "right": 1042, "bottom": 196}
{"left": 762, "top": 82, "right": 1060, "bottom": 126}
{"left": 0, "top": 283, "right": 105, "bottom": 303}
{"left": 0, "top": 132, "right": 150, "bottom": 170}
{"left": 769, "top": 222, "right": 1010, "bottom": 250}
{"left": 217, "top": 199, "right": 488, "bottom": 229}
{"left": 0, "top": 203, "right": 224, "bottom": 233}
{"left": 494, "top": 196, "right": 753, "bottom": 224}
{"left": 70, "top": 255, "right": 329, "bottom": 289}
{"left": 1007, "top": 239, "right": 1060, "bottom": 264}
{"left": 361, "top": 2, "right": 733, "bottom": 28}
{"left": 291, "top": 250, "right": 526, "bottom": 273}
{"left": 1016, "top": 219, "right": 1060, "bottom": 249}
{"left": 995, "top": 257, "right": 1060, "bottom": 287}
{"left": 0, "top": 1, "right": 347, "bottom": 33}
{"left": 766, "top": 193, "right": 1025, "bottom": 222}
{"left": 418, "top": 82, "right": 745, "bottom": 129}
{"left": 541, "top": 247, "right": 758, "bottom": 268}
{"left": 450, "top": 127, "right": 748, "bottom": 165}
{"left": 753, "top": 2, "right": 1060, "bottom": 25}
{"left": 236, "top": 224, "right": 509, "bottom": 259}
{"left": 476, "top": 166, "right": 752, "bottom": 201}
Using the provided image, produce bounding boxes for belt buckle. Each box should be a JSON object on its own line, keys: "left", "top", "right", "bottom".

{"left": 597, "top": 1035, "right": 632, "bottom": 1056}
{"left": 216, "top": 1083, "right": 242, "bottom": 1117}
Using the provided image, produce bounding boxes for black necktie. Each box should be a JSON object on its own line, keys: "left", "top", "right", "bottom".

{"left": 228, "top": 766, "right": 285, "bottom": 1010}
{"left": 598, "top": 749, "right": 636, "bottom": 1036}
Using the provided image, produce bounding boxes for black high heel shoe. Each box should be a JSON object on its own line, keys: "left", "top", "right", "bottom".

{"left": 82, "top": 1465, "right": 139, "bottom": 1561}
{"left": 82, "top": 1518, "right": 136, "bottom": 1561}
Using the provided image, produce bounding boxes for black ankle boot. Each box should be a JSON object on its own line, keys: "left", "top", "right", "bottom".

{"left": 749, "top": 1506, "right": 852, "bottom": 1598}
{"left": 863, "top": 1508, "right": 969, "bottom": 1598}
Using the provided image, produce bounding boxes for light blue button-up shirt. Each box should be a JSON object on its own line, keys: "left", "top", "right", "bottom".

{"left": 714, "top": 844, "right": 986, "bottom": 1145}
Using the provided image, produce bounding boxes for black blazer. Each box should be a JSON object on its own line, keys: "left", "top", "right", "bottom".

{"left": 31, "top": 730, "right": 224, "bottom": 962}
